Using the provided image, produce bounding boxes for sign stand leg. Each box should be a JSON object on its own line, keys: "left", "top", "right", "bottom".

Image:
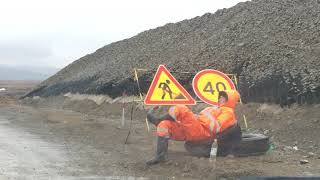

{"left": 233, "top": 75, "right": 248, "bottom": 130}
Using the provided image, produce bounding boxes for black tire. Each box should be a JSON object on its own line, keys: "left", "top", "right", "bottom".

{"left": 233, "top": 133, "right": 270, "bottom": 157}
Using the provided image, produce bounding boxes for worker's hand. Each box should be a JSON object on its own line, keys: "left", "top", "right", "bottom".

{"left": 147, "top": 106, "right": 159, "bottom": 114}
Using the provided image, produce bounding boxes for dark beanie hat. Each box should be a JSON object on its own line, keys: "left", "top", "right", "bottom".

{"left": 218, "top": 91, "right": 228, "bottom": 101}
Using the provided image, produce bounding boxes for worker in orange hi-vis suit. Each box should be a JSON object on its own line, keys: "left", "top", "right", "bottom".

{"left": 146, "top": 89, "right": 242, "bottom": 165}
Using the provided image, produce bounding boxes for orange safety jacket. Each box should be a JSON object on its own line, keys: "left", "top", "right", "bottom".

{"left": 198, "top": 90, "right": 240, "bottom": 135}
{"left": 168, "top": 90, "right": 240, "bottom": 138}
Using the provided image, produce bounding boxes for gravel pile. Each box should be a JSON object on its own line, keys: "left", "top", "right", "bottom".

{"left": 25, "top": 0, "right": 320, "bottom": 105}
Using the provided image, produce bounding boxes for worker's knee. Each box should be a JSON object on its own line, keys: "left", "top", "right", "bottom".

{"left": 157, "top": 120, "right": 173, "bottom": 128}
{"left": 173, "top": 105, "right": 191, "bottom": 115}
{"left": 169, "top": 105, "right": 195, "bottom": 123}
{"left": 156, "top": 120, "right": 173, "bottom": 138}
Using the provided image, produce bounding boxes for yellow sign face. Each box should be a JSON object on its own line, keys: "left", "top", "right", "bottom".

{"left": 150, "top": 73, "right": 183, "bottom": 101}
{"left": 144, "top": 65, "right": 196, "bottom": 105}
{"left": 192, "top": 69, "right": 235, "bottom": 105}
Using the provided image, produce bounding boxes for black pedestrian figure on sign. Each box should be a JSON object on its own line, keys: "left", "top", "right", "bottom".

{"left": 159, "top": 80, "right": 173, "bottom": 100}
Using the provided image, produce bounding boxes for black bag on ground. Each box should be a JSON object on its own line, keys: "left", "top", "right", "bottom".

{"left": 184, "top": 138, "right": 214, "bottom": 157}
{"left": 184, "top": 124, "right": 242, "bottom": 157}
{"left": 216, "top": 123, "right": 242, "bottom": 156}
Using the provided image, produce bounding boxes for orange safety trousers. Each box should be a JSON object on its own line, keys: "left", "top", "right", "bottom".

{"left": 156, "top": 105, "right": 214, "bottom": 141}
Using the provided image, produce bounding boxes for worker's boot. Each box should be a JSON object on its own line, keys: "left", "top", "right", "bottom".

{"left": 147, "top": 113, "right": 174, "bottom": 126}
{"left": 147, "top": 108, "right": 174, "bottom": 126}
{"left": 146, "top": 136, "right": 169, "bottom": 165}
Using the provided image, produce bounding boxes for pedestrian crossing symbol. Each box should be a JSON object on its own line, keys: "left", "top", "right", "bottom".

{"left": 144, "top": 65, "right": 196, "bottom": 105}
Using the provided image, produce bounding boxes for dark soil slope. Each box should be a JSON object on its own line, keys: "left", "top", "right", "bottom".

{"left": 25, "top": 0, "right": 320, "bottom": 105}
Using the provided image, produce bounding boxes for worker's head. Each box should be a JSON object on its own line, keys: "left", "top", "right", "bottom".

{"left": 218, "top": 91, "right": 228, "bottom": 105}
{"left": 218, "top": 90, "right": 240, "bottom": 108}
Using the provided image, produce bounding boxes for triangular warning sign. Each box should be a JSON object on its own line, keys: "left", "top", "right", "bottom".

{"left": 144, "top": 65, "right": 196, "bottom": 105}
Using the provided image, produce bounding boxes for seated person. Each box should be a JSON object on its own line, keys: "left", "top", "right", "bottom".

{"left": 146, "top": 90, "right": 242, "bottom": 165}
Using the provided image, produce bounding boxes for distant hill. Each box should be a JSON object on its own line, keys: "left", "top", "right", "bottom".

{"left": 25, "top": 0, "right": 320, "bottom": 105}
{"left": 0, "top": 65, "right": 59, "bottom": 80}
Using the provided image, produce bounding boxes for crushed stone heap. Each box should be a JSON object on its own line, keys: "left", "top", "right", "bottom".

{"left": 25, "top": 0, "right": 320, "bottom": 105}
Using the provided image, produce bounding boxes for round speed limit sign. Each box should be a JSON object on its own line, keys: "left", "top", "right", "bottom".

{"left": 192, "top": 69, "right": 235, "bottom": 105}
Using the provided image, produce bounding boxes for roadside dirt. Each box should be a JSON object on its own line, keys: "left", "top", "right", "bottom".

{"left": 0, "top": 85, "right": 320, "bottom": 179}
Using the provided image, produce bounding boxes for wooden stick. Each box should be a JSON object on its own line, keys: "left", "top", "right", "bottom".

{"left": 145, "top": 118, "right": 150, "bottom": 132}
{"left": 243, "top": 114, "right": 248, "bottom": 130}
{"left": 134, "top": 68, "right": 150, "bottom": 132}
{"left": 134, "top": 68, "right": 144, "bottom": 100}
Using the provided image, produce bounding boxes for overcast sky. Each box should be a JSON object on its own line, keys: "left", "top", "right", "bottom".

{"left": 0, "top": 0, "right": 247, "bottom": 69}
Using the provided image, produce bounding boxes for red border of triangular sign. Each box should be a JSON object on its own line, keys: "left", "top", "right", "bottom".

{"left": 144, "top": 65, "right": 196, "bottom": 105}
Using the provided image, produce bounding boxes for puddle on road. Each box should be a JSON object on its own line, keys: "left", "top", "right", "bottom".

{"left": 0, "top": 120, "right": 67, "bottom": 178}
